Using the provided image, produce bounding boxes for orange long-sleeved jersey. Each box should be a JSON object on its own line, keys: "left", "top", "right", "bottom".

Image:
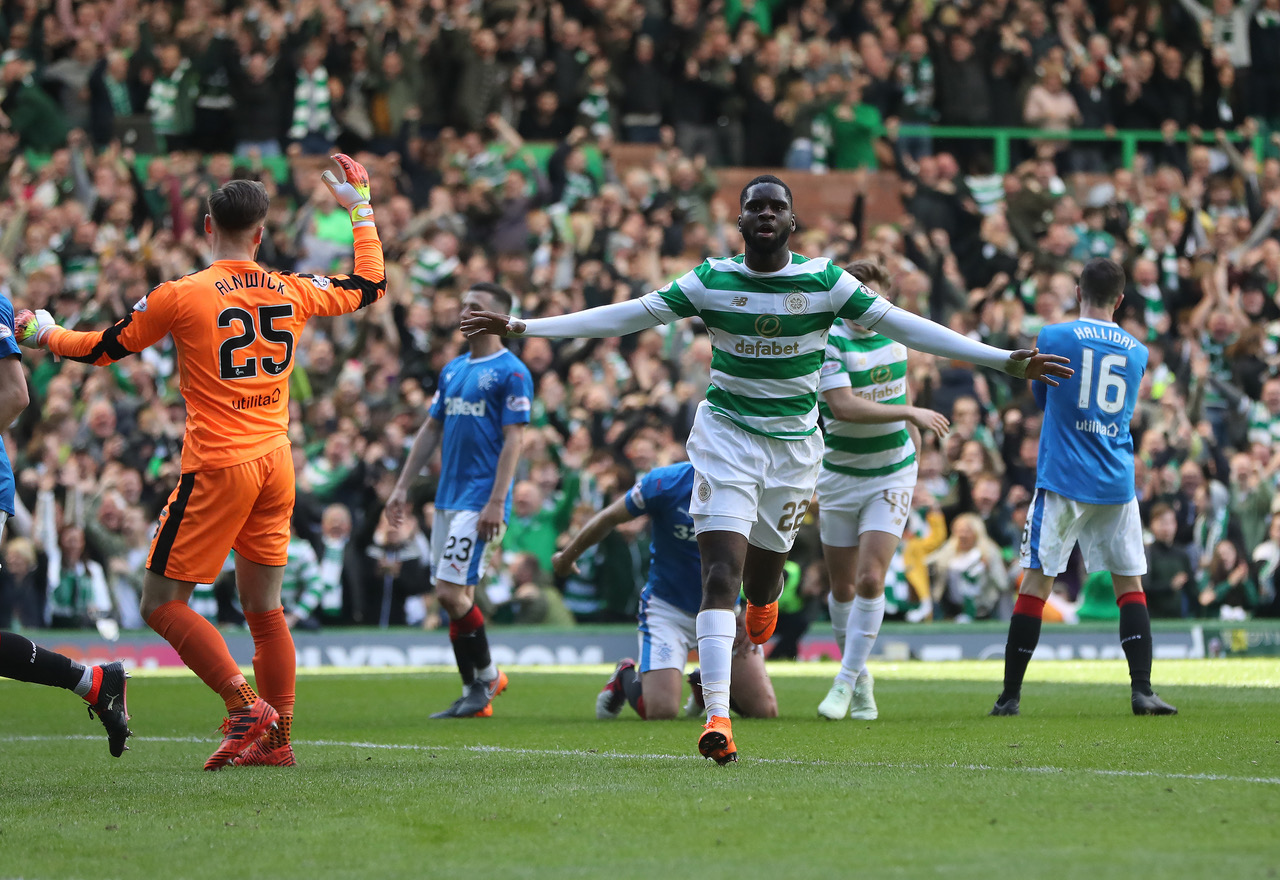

{"left": 48, "top": 225, "right": 386, "bottom": 472}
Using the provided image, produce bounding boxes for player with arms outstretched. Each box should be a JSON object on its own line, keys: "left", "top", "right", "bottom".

{"left": 992, "top": 257, "right": 1177, "bottom": 717}
{"left": 387, "top": 283, "right": 531, "bottom": 719}
{"left": 815, "top": 260, "right": 950, "bottom": 722}
{"left": 463, "top": 175, "right": 1071, "bottom": 762}
{"left": 16, "top": 156, "right": 387, "bottom": 767}
{"left": 554, "top": 462, "right": 777, "bottom": 721}
{"left": 0, "top": 284, "right": 131, "bottom": 755}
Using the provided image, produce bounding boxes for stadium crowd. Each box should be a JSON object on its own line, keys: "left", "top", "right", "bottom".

{"left": 2, "top": 0, "right": 1280, "bottom": 635}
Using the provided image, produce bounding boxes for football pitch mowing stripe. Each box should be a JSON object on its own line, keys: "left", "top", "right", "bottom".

{"left": 1, "top": 660, "right": 1277, "bottom": 880}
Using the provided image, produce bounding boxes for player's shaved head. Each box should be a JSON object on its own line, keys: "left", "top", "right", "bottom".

{"left": 1078, "top": 257, "right": 1125, "bottom": 307}
{"left": 208, "top": 179, "right": 270, "bottom": 234}
{"left": 467, "top": 281, "right": 513, "bottom": 314}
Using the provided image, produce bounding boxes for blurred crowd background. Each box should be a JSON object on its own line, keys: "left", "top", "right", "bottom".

{"left": 2, "top": 0, "right": 1280, "bottom": 640}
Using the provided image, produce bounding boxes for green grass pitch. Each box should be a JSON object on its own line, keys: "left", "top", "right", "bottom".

{"left": 1, "top": 660, "right": 1278, "bottom": 880}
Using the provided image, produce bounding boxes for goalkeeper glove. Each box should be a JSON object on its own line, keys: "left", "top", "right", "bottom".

{"left": 14, "top": 309, "right": 58, "bottom": 347}
{"left": 321, "top": 153, "right": 375, "bottom": 228}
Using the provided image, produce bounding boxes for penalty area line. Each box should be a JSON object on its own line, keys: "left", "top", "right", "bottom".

{"left": 3, "top": 734, "right": 1280, "bottom": 786}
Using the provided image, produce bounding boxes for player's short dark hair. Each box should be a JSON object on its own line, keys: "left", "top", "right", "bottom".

{"left": 468, "top": 281, "right": 514, "bottom": 314}
{"left": 208, "top": 180, "right": 269, "bottom": 234}
{"left": 739, "top": 174, "right": 793, "bottom": 209}
{"left": 1078, "top": 257, "right": 1126, "bottom": 307}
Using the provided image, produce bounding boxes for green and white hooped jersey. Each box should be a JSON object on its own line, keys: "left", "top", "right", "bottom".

{"left": 817, "top": 320, "right": 916, "bottom": 481}
{"left": 642, "top": 254, "right": 891, "bottom": 440}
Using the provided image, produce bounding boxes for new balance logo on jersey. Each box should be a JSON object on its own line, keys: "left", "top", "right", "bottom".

{"left": 731, "top": 296, "right": 749, "bottom": 307}
{"left": 734, "top": 339, "right": 800, "bottom": 357}
{"left": 445, "top": 397, "right": 487, "bottom": 417}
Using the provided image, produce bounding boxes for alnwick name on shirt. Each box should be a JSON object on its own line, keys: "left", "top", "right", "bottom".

{"left": 233, "top": 388, "right": 282, "bottom": 411}
{"left": 214, "top": 272, "right": 288, "bottom": 296}
{"left": 1071, "top": 323, "right": 1138, "bottom": 349}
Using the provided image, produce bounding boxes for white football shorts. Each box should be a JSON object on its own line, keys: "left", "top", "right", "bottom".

{"left": 1020, "top": 489, "right": 1146, "bottom": 577}
{"left": 816, "top": 466, "right": 917, "bottom": 548}
{"left": 685, "top": 403, "right": 822, "bottom": 553}
{"left": 431, "top": 509, "right": 504, "bottom": 587}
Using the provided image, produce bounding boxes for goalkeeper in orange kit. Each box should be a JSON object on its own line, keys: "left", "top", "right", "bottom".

{"left": 16, "top": 155, "right": 386, "bottom": 769}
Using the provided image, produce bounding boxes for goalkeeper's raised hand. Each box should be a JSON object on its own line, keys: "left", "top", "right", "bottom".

{"left": 14, "top": 309, "right": 58, "bottom": 347}
{"left": 321, "top": 153, "right": 374, "bottom": 227}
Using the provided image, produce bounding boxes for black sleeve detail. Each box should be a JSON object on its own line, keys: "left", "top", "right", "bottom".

{"left": 66, "top": 312, "right": 138, "bottom": 364}
{"left": 333, "top": 274, "right": 387, "bottom": 310}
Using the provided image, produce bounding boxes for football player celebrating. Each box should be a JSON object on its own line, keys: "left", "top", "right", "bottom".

{"left": 17, "top": 155, "right": 386, "bottom": 768}
{"left": 463, "top": 175, "right": 1070, "bottom": 762}
{"left": 815, "top": 260, "right": 950, "bottom": 722}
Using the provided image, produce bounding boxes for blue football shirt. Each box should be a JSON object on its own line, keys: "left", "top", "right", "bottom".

{"left": 429, "top": 349, "right": 533, "bottom": 514}
{"left": 0, "top": 292, "right": 20, "bottom": 516}
{"left": 1033, "top": 318, "right": 1147, "bottom": 505}
{"left": 624, "top": 462, "right": 702, "bottom": 615}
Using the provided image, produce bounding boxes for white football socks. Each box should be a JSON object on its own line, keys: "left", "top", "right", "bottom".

{"left": 695, "top": 609, "right": 735, "bottom": 721}
{"left": 827, "top": 594, "right": 854, "bottom": 656}
{"left": 836, "top": 594, "right": 886, "bottom": 687}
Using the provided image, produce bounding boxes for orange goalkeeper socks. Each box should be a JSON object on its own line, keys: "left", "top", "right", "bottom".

{"left": 147, "top": 600, "right": 255, "bottom": 712}
{"left": 244, "top": 607, "right": 296, "bottom": 720}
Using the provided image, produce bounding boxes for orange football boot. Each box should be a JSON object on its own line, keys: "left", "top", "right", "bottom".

{"left": 698, "top": 715, "right": 738, "bottom": 765}
{"left": 234, "top": 738, "right": 297, "bottom": 767}
{"left": 471, "top": 669, "right": 508, "bottom": 716}
{"left": 204, "top": 700, "right": 279, "bottom": 771}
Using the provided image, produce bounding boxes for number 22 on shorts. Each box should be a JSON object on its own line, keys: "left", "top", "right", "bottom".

{"left": 777, "top": 499, "right": 810, "bottom": 534}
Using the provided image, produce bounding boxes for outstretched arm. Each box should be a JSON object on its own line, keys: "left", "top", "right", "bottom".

{"left": 866, "top": 306, "right": 1073, "bottom": 385}
{"left": 551, "top": 494, "right": 635, "bottom": 578}
{"left": 20, "top": 283, "right": 178, "bottom": 365}
{"left": 462, "top": 298, "right": 666, "bottom": 339}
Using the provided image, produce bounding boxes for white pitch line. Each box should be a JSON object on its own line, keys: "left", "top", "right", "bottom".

{"left": 4, "top": 734, "right": 1279, "bottom": 786}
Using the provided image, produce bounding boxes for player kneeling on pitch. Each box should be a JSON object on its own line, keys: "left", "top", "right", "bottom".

{"left": 992, "top": 257, "right": 1177, "bottom": 718}
{"left": 553, "top": 462, "right": 777, "bottom": 721}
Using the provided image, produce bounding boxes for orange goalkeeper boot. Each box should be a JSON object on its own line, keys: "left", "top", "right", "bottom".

{"left": 204, "top": 700, "right": 279, "bottom": 771}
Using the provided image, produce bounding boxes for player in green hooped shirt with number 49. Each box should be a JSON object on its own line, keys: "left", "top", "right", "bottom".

{"left": 462, "top": 174, "right": 1073, "bottom": 764}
